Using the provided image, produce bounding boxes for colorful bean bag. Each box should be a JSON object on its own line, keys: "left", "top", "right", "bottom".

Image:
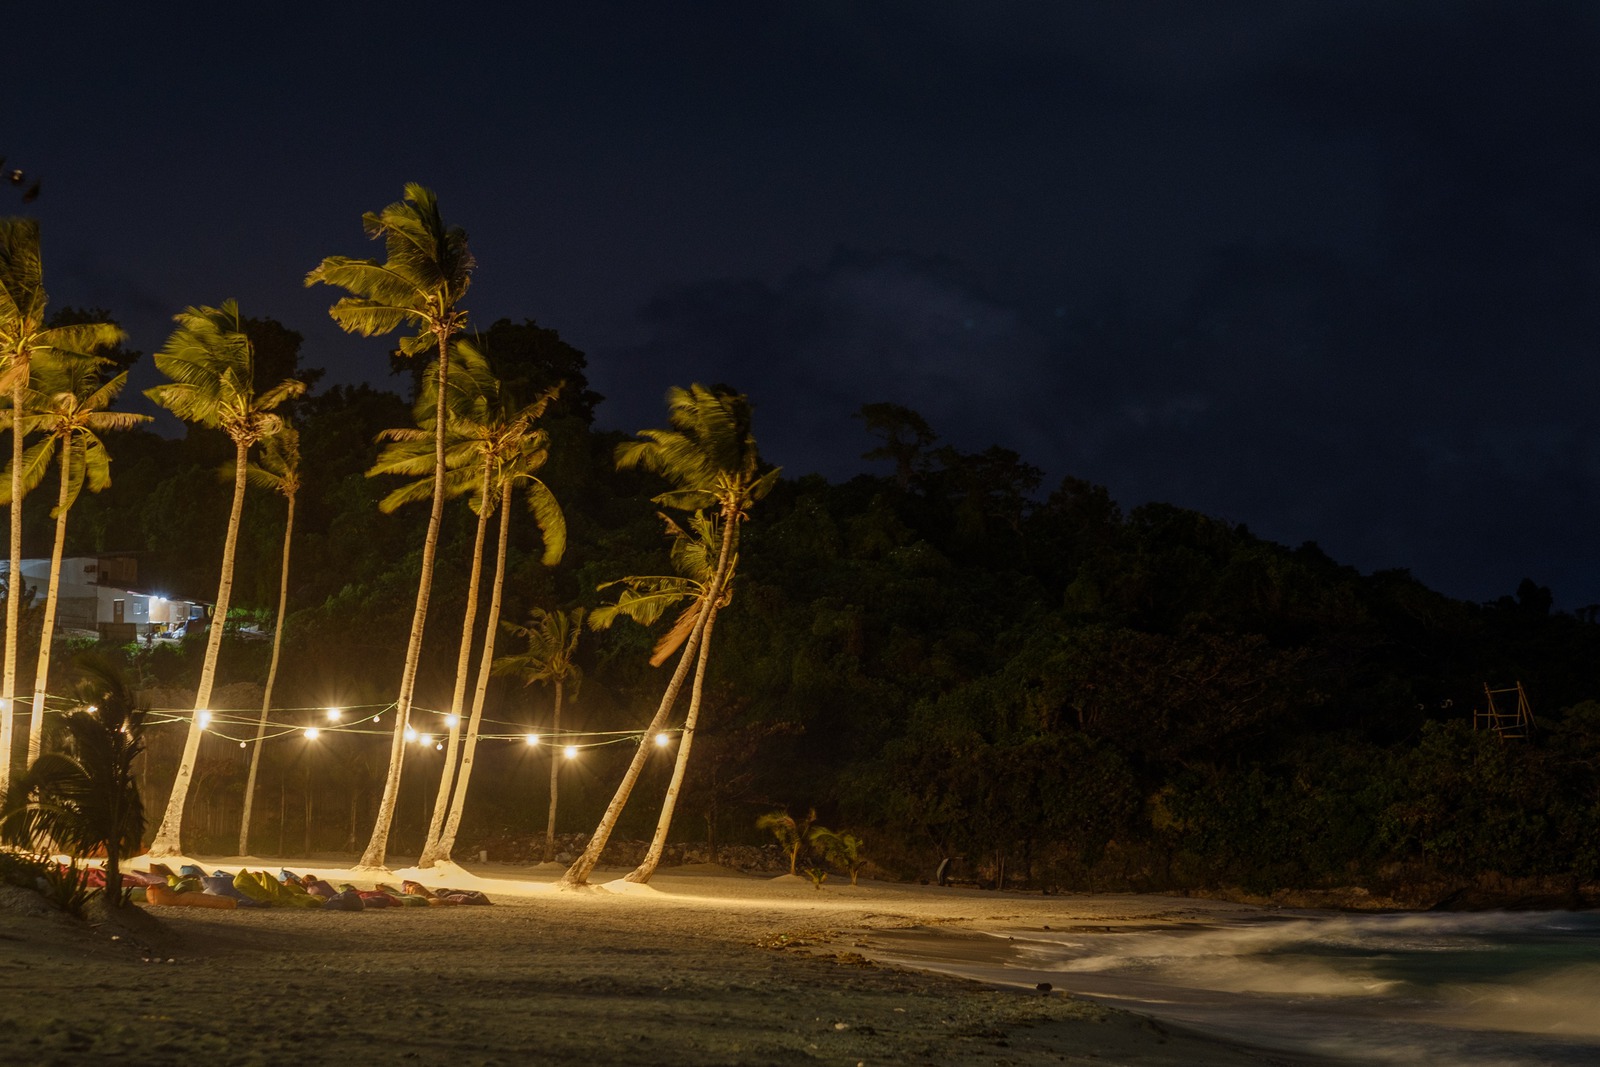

{"left": 202, "top": 874, "right": 268, "bottom": 907}
{"left": 147, "top": 884, "right": 236, "bottom": 909}
{"left": 304, "top": 878, "right": 338, "bottom": 899}
{"left": 321, "top": 889, "right": 365, "bottom": 912}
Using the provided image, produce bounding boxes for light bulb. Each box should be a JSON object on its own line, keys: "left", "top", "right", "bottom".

{"left": 654, "top": 732, "right": 671, "bottom": 748}
{"left": 404, "top": 726, "right": 417, "bottom": 743}
{"left": 326, "top": 708, "right": 342, "bottom": 721}
{"left": 525, "top": 733, "right": 540, "bottom": 746}
{"left": 563, "top": 745, "right": 578, "bottom": 760}
{"left": 305, "top": 727, "right": 320, "bottom": 740}
{"left": 445, "top": 713, "right": 459, "bottom": 729}
{"left": 198, "top": 710, "right": 212, "bottom": 729}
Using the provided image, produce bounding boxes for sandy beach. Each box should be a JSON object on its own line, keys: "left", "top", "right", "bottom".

{"left": 0, "top": 857, "right": 1321, "bottom": 1067}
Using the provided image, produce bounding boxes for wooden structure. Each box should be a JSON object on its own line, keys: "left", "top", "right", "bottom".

{"left": 1475, "top": 681, "right": 1535, "bottom": 739}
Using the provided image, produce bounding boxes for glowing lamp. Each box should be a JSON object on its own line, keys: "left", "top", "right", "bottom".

{"left": 420, "top": 733, "right": 435, "bottom": 747}
{"left": 404, "top": 726, "right": 418, "bottom": 743}
{"left": 198, "top": 710, "right": 212, "bottom": 729}
{"left": 445, "top": 713, "right": 459, "bottom": 728}
{"left": 563, "top": 744, "right": 579, "bottom": 760}
{"left": 654, "top": 732, "right": 671, "bottom": 748}
{"left": 326, "top": 707, "right": 342, "bottom": 721}
{"left": 304, "top": 727, "right": 321, "bottom": 740}
{"left": 525, "top": 733, "right": 541, "bottom": 746}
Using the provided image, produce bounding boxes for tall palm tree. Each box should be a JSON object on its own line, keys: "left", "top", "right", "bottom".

{"left": 561, "top": 385, "right": 778, "bottom": 888}
{"left": 0, "top": 217, "right": 124, "bottom": 795}
{"left": 494, "top": 606, "right": 584, "bottom": 863}
{"left": 307, "top": 184, "right": 474, "bottom": 870}
{"left": 143, "top": 301, "right": 305, "bottom": 857}
{"left": 0, "top": 359, "right": 149, "bottom": 765}
{"left": 238, "top": 426, "right": 301, "bottom": 856}
{"left": 0, "top": 654, "right": 146, "bottom": 910}
{"left": 425, "top": 379, "right": 565, "bottom": 868}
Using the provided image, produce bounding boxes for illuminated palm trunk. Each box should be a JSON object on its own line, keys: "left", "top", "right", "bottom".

{"left": 27, "top": 438, "right": 74, "bottom": 765}
{"left": 149, "top": 438, "right": 249, "bottom": 856}
{"left": 624, "top": 599, "right": 718, "bottom": 883}
{"left": 561, "top": 507, "right": 735, "bottom": 887}
{"left": 239, "top": 484, "right": 295, "bottom": 855}
{"left": 543, "top": 676, "right": 564, "bottom": 863}
{"left": 358, "top": 337, "right": 450, "bottom": 870}
{"left": 435, "top": 478, "right": 512, "bottom": 860}
{"left": 1, "top": 367, "right": 27, "bottom": 793}
{"left": 420, "top": 472, "right": 492, "bottom": 867}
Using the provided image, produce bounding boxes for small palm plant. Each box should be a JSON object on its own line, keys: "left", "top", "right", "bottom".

{"left": 0, "top": 654, "right": 146, "bottom": 912}
{"left": 756, "top": 808, "right": 817, "bottom": 876}
{"left": 810, "top": 827, "right": 867, "bottom": 886}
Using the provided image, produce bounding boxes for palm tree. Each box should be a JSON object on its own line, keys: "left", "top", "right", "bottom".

{"left": 307, "top": 184, "right": 474, "bottom": 870}
{"left": 561, "top": 385, "right": 778, "bottom": 888}
{"left": 143, "top": 301, "right": 305, "bottom": 857}
{"left": 0, "top": 217, "right": 123, "bottom": 795}
{"left": 425, "top": 378, "right": 565, "bottom": 868}
{"left": 238, "top": 426, "right": 301, "bottom": 856}
{"left": 494, "top": 606, "right": 584, "bottom": 863}
{"left": 586, "top": 512, "right": 734, "bottom": 884}
{"left": 0, "top": 654, "right": 146, "bottom": 910}
{"left": 0, "top": 359, "right": 149, "bottom": 766}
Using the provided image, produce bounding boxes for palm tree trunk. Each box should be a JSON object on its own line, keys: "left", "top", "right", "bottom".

{"left": 543, "top": 677, "right": 563, "bottom": 863}
{"left": 27, "top": 441, "right": 71, "bottom": 765}
{"left": 561, "top": 509, "right": 737, "bottom": 888}
{"left": 358, "top": 337, "right": 452, "bottom": 870}
{"left": 2, "top": 369, "right": 26, "bottom": 794}
{"left": 419, "top": 472, "right": 492, "bottom": 867}
{"left": 239, "top": 487, "right": 295, "bottom": 855}
{"left": 625, "top": 600, "right": 718, "bottom": 883}
{"left": 148, "top": 438, "right": 249, "bottom": 856}
{"left": 435, "top": 480, "right": 513, "bottom": 862}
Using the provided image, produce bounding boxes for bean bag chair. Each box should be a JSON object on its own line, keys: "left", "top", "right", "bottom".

{"left": 121, "top": 869, "right": 167, "bottom": 887}
{"left": 439, "top": 889, "right": 492, "bottom": 905}
{"left": 128, "top": 886, "right": 147, "bottom": 904}
{"left": 279, "top": 869, "right": 301, "bottom": 884}
{"left": 304, "top": 878, "right": 338, "bottom": 899}
{"left": 202, "top": 874, "right": 268, "bottom": 907}
{"left": 353, "top": 890, "right": 396, "bottom": 908}
{"left": 321, "top": 889, "right": 365, "bottom": 912}
{"left": 147, "top": 884, "right": 236, "bottom": 909}
{"left": 232, "top": 869, "right": 280, "bottom": 905}
{"left": 147, "top": 862, "right": 176, "bottom": 880}
{"left": 179, "top": 864, "right": 206, "bottom": 879}
{"left": 167, "top": 875, "right": 203, "bottom": 894}
{"left": 277, "top": 880, "right": 324, "bottom": 909}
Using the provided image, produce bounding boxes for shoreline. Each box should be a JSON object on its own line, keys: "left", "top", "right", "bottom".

{"left": 0, "top": 855, "right": 1327, "bottom": 1066}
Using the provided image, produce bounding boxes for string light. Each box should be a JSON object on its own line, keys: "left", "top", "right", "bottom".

{"left": 434, "top": 742, "right": 444, "bottom": 751}
{"left": 405, "top": 726, "right": 417, "bottom": 743}
{"left": 654, "top": 732, "right": 671, "bottom": 748}
{"left": 304, "top": 727, "right": 321, "bottom": 740}
{"left": 525, "top": 733, "right": 540, "bottom": 746}
{"left": 326, "top": 708, "right": 342, "bottom": 722}
{"left": 563, "top": 745, "right": 579, "bottom": 759}
{"left": 419, "top": 733, "right": 435, "bottom": 747}
{"left": 445, "top": 713, "right": 459, "bottom": 728}
{"left": 198, "top": 710, "right": 212, "bottom": 729}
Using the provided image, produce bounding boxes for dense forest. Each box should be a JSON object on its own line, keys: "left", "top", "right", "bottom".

{"left": 6, "top": 299, "right": 1599, "bottom": 903}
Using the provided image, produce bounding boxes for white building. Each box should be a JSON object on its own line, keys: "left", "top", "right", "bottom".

{"left": 1, "top": 555, "right": 209, "bottom": 640}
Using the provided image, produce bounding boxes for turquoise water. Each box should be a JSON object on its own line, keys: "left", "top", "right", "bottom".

{"left": 865, "top": 911, "right": 1600, "bottom": 1065}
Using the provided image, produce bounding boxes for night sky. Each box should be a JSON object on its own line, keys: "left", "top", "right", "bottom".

{"left": 11, "top": 2, "right": 1600, "bottom": 607}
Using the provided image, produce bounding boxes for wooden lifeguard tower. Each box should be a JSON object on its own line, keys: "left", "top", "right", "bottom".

{"left": 1475, "top": 681, "right": 1535, "bottom": 739}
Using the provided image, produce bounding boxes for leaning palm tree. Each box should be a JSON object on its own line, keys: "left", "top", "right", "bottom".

{"left": 0, "top": 654, "right": 146, "bottom": 910}
{"left": 0, "top": 218, "right": 124, "bottom": 795}
{"left": 0, "top": 358, "right": 149, "bottom": 766}
{"left": 611, "top": 513, "right": 734, "bottom": 884}
{"left": 425, "top": 381, "right": 566, "bottom": 868}
{"left": 494, "top": 606, "right": 584, "bottom": 863}
{"left": 143, "top": 301, "right": 305, "bottom": 857}
{"left": 238, "top": 426, "right": 301, "bottom": 855}
{"left": 561, "top": 385, "right": 778, "bottom": 888}
{"left": 307, "top": 183, "right": 474, "bottom": 870}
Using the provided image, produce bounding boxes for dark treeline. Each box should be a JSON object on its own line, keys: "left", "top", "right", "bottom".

{"left": 21, "top": 314, "right": 1600, "bottom": 900}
